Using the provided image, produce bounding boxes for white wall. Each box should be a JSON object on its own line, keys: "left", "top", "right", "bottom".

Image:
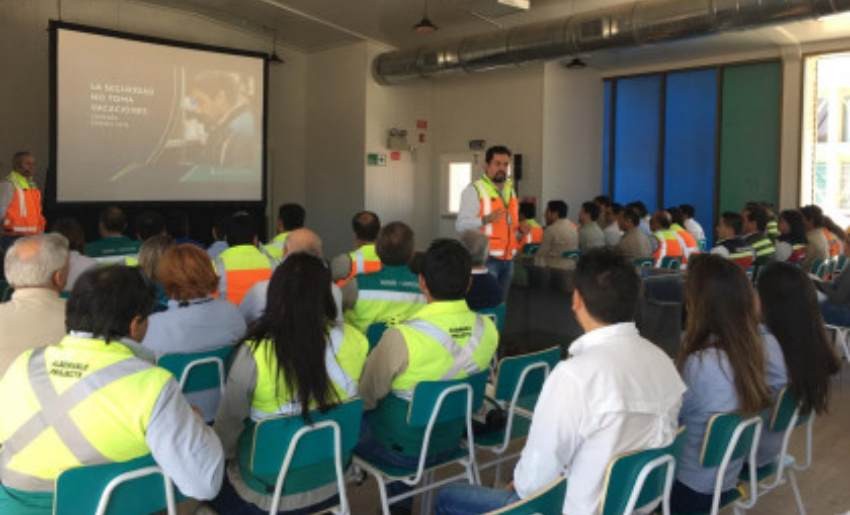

{"left": 0, "top": 0, "right": 308, "bottom": 236}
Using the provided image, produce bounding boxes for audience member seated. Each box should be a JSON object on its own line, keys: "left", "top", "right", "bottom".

{"left": 138, "top": 234, "right": 174, "bottom": 312}
{"left": 166, "top": 209, "right": 203, "bottom": 247}
{"left": 264, "top": 203, "right": 305, "bottom": 261}
{"left": 650, "top": 210, "right": 686, "bottom": 267}
{"left": 670, "top": 255, "right": 771, "bottom": 513}
{"left": 435, "top": 249, "right": 685, "bottom": 515}
{"left": 51, "top": 217, "right": 96, "bottom": 292}
{"left": 332, "top": 210, "right": 382, "bottom": 287}
{"left": 823, "top": 216, "right": 846, "bottom": 258}
{"left": 616, "top": 207, "right": 652, "bottom": 261}
{"left": 603, "top": 202, "right": 624, "bottom": 247}
{"left": 134, "top": 209, "right": 167, "bottom": 241}
{"left": 626, "top": 200, "right": 656, "bottom": 251}
{"left": 775, "top": 209, "right": 808, "bottom": 263}
{"left": 517, "top": 201, "right": 543, "bottom": 247}
{"left": 814, "top": 255, "right": 850, "bottom": 326}
{"left": 240, "top": 228, "right": 343, "bottom": 324}
{"left": 680, "top": 203, "right": 706, "bottom": 244}
{"left": 668, "top": 207, "right": 699, "bottom": 260}
{"left": 710, "top": 212, "right": 755, "bottom": 268}
{"left": 214, "top": 212, "right": 276, "bottom": 305}
{"left": 84, "top": 206, "right": 140, "bottom": 259}
{"left": 207, "top": 214, "right": 229, "bottom": 260}
{"left": 742, "top": 203, "right": 776, "bottom": 262}
{"left": 342, "top": 222, "right": 425, "bottom": 332}
{"left": 211, "top": 254, "right": 367, "bottom": 514}
{"left": 0, "top": 234, "right": 68, "bottom": 375}
{"left": 0, "top": 266, "right": 224, "bottom": 513}
{"left": 755, "top": 263, "right": 840, "bottom": 466}
{"left": 578, "top": 201, "right": 605, "bottom": 251}
{"left": 357, "top": 239, "right": 499, "bottom": 512}
{"left": 460, "top": 230, "right": 502, "bottom": 310}
{"left": 533, "top": 200, "right": 578, "bottom": 270}
{"left": 800, "top": 205, "right": 830, "bottom": 270}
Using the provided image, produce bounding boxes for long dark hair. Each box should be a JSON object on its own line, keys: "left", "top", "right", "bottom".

{"left": 757, "top": 262, "right": 840, "bottom": 415}
{"left": 677, "top": 254, "right": 771, "bottom": 415}
{"left": 778, "top": 210, "right": 807, "bottom": 245}
{"left": 243, "top": 253, "right": 339, "bottom": 421}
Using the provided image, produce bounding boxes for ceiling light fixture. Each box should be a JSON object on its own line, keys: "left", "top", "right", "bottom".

{"left": 565, "top": 57, "right": 587, "bottom": 69}
{"left": 414, "top": 0, "right": 439, "bottom": 34}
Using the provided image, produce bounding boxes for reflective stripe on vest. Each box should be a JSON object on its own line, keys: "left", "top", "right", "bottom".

{"left": 4, "top": 172, "right": 44, "bottom": 236}
{"left": 0, "top": 344, "right": 160, "bottom": 491}
{"left": 653, "top": 229, "right": 685, "bottom": 266}
{"left": 345, "top": 266, "right": 426, "bottom": 331}
{"left": 392, "top": 315, "right": 486, "bottom": 401}
{"left": 751, "top": 235, "right": 776, "bottom": 258}
{"left": 473, "top": 178, "right": 518, "bottom": 260}
{"left": 249, "top": 326, "right": 359, "bottom": 419}
{"left": 214, "top": 245, "right": 276, "bottom": 305}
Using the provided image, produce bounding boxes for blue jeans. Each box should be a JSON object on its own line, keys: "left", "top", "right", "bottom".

{"left": 435, "top": 484, "right": 519, "bottom": 515}
{"left": 485, "top": 258, "right": 514, "bottom": 302}
{"left": 820, "top": 301, "right": 850, "bottom": 327}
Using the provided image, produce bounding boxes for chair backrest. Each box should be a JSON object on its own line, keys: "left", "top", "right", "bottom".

{"left": 522, "top": 244, "right": 540, "bottom": 256}
{"left": 599, "top": 428, "right": 686, "bottom": 515}
{"left": 700, "top": 413, "right": 761, "bottom": 467}
{"left": 810, "top": 258, "right": 826, "bottom": 278}
{"left": 239, "top": 398, "right": 363, "bottom": 497}
{"left": 156, "top": 345, "right": 233, "bottom": 393}
{"left": 366, "top": 322, "right": 388, "bottom": 351}
{"left": 492, "top": 347, "right": 560, "bottom": 411}
{"left": 408, "top": 370, "right": 488, "bottom": 427}
{"left": 477, "top": 304, "right": 507, "bottom": 333}
{"left": 633, "top": 258, "right": 654, "bottom": 269}
{"left": 54, "top": 455, "right": 176, "bottom": 515}
{"left": 562, "top": 250, "right": 582, "bottom": 261}
{"left": 660, "top": 257, "right": 681, "bottom": 270}
{"left": 486, "top": 477, "right": 567, "bottom": 515}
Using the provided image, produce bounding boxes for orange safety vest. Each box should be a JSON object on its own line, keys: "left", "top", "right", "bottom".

{"left": 3, "top": 171, "right": 45, "bottom": 236}
{"left": 474, "top": 177, "right": 519, "bottom": 261}
{"left": 214, "top": 244, "right": 276, "bottom": 305}
{"left": 519, "top": 219, "right": 544, "bottom": 246}
{"left": 672, "top": 223, "right": 699, "bottom": 258}
{"left": 653, "top": 229, "right": 686, "bottom": 266}
{"left": 824, "top": 228, "right": 843, "bottom": 258}
{"left": 336, "top": 243, "right": 382, "bottom": 288}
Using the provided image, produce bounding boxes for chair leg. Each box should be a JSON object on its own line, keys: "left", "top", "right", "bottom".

{"left": 787, "top": 470, "right": 806, "bottom": 515}
{"left": 421, "top": 470, "right": 435, "bottom": 515}
{"left": 373, "top": 473, "right": 391, "bottom": 515}
{"left": 493, "top": 461, "right": 502, "bottom": 488}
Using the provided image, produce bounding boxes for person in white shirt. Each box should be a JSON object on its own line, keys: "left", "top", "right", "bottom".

{"left": 603, "top": 203, "right": 624, "bottom": 247}
{"left": 435, "top": 248, "right": 686, "bottom": 515}
{"left": 680, "top": 204, "right": 706, "bottom": 246}
{"left": 578, "top": 202, "right": 606, "bottom": 251}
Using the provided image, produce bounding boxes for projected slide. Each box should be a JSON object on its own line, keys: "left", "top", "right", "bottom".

{"left": 56, "top": 27, "right": 265, "bottom": 202}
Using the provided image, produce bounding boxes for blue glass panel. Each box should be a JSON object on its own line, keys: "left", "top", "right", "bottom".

{"left": 602, "top": 80, "right": 613, "bottom": 195}
{"left": 613, "top": 75, "right": 662, "bottom": 209}
{"left": 663, "top": 68, "right": 719, "bottom": 247}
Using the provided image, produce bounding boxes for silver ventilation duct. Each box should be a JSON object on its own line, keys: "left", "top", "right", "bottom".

{"left": 374, "top": 0, "right": 850, "bottom": 84}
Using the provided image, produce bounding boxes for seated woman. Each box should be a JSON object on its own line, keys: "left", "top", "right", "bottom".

{"left": 671, "top": 254, "right": 772, "bottom": 513}
{"left": 774, "top": 210, "right": 808, "bottom": 264}
{"left": 211, "top": 253, "right": 368, "bottom": 514}
{"left": 142, "top": 244, "right": 247, "bottom": 419}
{"left": 138, "top": 234, "right": 174, "bottom": 312}
{"left": 755, "top": 262, "right": 840, "bottom": 465}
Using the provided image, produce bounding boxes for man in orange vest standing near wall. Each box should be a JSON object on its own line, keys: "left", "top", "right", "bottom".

{"left": 1, "top": 151, "right": 45, "bottom": 244}
{"left": 456, "top": 145, "right": 519, "bottom": 300}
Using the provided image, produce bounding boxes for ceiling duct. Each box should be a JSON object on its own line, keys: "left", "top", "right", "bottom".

{"left": 374, "top": 0, "right": 850, "bottom": 84}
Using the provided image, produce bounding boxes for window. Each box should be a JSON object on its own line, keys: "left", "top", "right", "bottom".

{"left": 448, "top": 162, "right": 472, "bottom": 214}
{"left": 843, "top": 96, "right": 850, "bottom": 143}
{"left": 815, "top": 162, "right": 828, "bottom": 206}
{"left": 818, "top": 98, "right": 829, "bottom": 143}
{"left": 841, "top": 163, "right": 850, "bottom": 209}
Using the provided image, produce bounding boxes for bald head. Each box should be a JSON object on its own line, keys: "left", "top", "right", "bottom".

{"left": 5, "top": 234, "right": 70, "bottom": 291}
{"left": 650, "top": 210, "right": 672, "bottom": 232}
{"left": 284, "top": 228, "right": 323, "bottom": 257}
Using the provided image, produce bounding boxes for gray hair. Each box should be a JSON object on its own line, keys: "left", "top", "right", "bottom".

{"left": 459, "top": 230, "right": 490, "bottom": 267}
{"left": 4, "top": 233, "right": 69, "bottom": 288}
{"left": 138, "top": 234, "right": 174, "bottom": 280}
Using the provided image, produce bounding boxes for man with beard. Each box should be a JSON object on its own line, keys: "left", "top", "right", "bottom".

{"left": 456, "top": 145, "right": 518, "bottom": 300}
{"left": 187, "top": 71, "right": 258, "bottom": 170}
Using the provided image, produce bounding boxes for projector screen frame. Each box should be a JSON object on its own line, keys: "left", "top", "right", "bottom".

{"left": 48, "top": 20, "right": 269, "bottom": 209}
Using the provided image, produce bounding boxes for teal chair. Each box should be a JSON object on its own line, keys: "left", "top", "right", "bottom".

{"left": 366, "top": 322, "right": 389, "bottom": 351}
{"left": 353, "top": 371, "right": 489, "bottom": 515}
{"left": 672, "top": 414, "right": 763, "bottom": 515}
{"left": 809, "top": 259, "right": 829, "bottom": 280}
{"left": 824, "top": 324, "right": 850, "bottom": 363}
{"left": 835, "top": 255, "right": 848, "bottom": 277}
{"left": 521, "top": 244, "right": 540, "bottom": 256}
{"left": 157, "top": 345, "right": 234, "bottom": 422}
{"left": 474, "top": 347, "right": 561, "bottom": 485}
{"left": 738, "top": 388, "right": 812, "bottom": 515}
{"left": 562, "top": 250, "right": 582, "bottom": 261}
{"left": 0, "top": 280, "right": 12, "bottom": 302}
{"left": 237, "top": 398, "right": 363, "bottom": 514}
{"left": 599, "top": 428, "right": 686, "bottom": 515}
{"left": 476, "top": 304, "right": 506, "bottom": 333}
{"left": 54, "top": 454, "right": 176, "bottom": 515}
{"left": 698, "top": 239, "right": 708, "bottom": 252}
{"left": 660, "top": 257, "right": 682, "bottom": 271}
{"left": 485, "top": 476, "right": 567, "bottom": 514}
{"left": 633, "top": 258, "right": 654, "bottom": 269}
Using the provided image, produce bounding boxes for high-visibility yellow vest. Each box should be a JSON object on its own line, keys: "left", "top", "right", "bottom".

{"left": 748, "top": 233, "right": 776, "bottom": 259}
{"left": 653, "top": 229, "right": 686, "bottom": 266}
{"left": 263, "top": 232, "right": 290, "bottom": 261}
{"left": 767, "top": 220, "right": 780, "bottom": 241}
{"left": 344, "top": 265, "right": 426, "bottom": 332}
{"left": 247, "top": 324, "right": 368, "bottom": 419}
{"left": 519, "top": 219, "right": 544, "bottom": 245}
{"left": 0, "top": 335, "right": 171, "bottom": 492}
{"left": 474, "top": 177, "right": 519, "bottom": 261}
{"left": 336, "top": 244, "right": 382, "bottom": 288}
{"left": 214, "top": 244, "right": 277, "bottom": 305}
{"left": 3, "top": 171, "right": 45, "bottom": 236}
{"left": 390, "top": 300, "right": 498, "bottom": 399}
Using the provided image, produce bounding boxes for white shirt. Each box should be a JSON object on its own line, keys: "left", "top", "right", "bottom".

{"left": 239, "top": 281, "right": 344, "bottom": 325}
{"left": 513, "top": 323, "right": 685, "bottom": 515}
{"left": 684, "top": 218, "right": 706, "bottom": 243}
{"left": 456, "top": 184, "right": 484, "bottom": 234}
{"left": 603, "top": 222, "right": 623, "bottom": 247}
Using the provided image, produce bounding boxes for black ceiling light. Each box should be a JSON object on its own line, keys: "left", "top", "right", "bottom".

{"left": 269, "top": 30, "right": 284, "bottom": 64}
{"left": 414, "top": 0, "right": 439, "bottom": 34}
{"left": 565, "top": 57, "right": 587, "bottom": 69}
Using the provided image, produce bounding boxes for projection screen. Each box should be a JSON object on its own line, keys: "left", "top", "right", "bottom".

{"left": 55, "top": 25, "right": 266, "bottom": 202}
